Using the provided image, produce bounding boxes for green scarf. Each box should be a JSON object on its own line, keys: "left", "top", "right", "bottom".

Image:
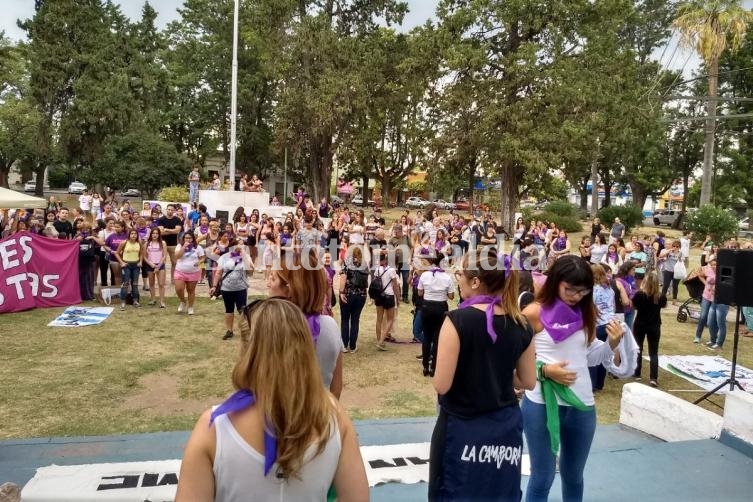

{"left": 536, "top": 360, "right": 592, "bottom": 455}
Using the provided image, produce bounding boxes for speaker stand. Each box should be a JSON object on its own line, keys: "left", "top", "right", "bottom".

{"left": 693, "top": 307, "right": 745, "bottom": 405}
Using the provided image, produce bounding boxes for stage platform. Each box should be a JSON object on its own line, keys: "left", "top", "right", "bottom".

{"left": 1, "top": 418, "right": 752, "bottom": 501}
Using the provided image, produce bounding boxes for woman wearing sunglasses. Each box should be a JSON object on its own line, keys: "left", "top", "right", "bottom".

{"left": 521, "top": 255, "right": 625, "bottom": 502}
{"left": 176, "top": 299, "right": 369, "bottom": 501}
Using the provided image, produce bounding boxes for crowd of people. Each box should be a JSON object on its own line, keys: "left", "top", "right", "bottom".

{"left": 3, "top": 186, "right": 750, "bottom": 501}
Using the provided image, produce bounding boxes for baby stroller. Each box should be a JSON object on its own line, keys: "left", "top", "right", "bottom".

{"left": 677, "top": 272, "right": 704, "bottom": 323}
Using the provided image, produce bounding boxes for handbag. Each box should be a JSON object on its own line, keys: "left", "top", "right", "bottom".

{"left": 673, "top": 260, "right": 687, "bottom": 280}
{"left": 211, "top": 268, "right": 235, "bottom": 298}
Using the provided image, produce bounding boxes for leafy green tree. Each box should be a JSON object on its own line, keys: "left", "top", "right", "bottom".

{"left": 274, "top": 0, "right": 408, "bottom": 201}
{"left": 92, "top": 129, "right": 190, "bottom": 199}
{"left": 674, "top": 0, "right": 753, "bottom": 206}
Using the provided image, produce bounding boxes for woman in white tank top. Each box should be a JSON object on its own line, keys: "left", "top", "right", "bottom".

{"left": 175, "top": 299, "right": 368, "bottom": 501}
{"left": 521, "top": 256, "right": 625, "bottom": 502}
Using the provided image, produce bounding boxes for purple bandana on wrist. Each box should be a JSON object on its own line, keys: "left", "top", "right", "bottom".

{"left": 210, "top": 389, "right": 277, "bottom": 476}
{"left": 459, "top": 295, "right": 502, "bottom": 342}
{"left": 540, "top": 298, "right": 584, "bottom": 343}
{"left": 306, "top": 314, "right": 321, "bottom": 345}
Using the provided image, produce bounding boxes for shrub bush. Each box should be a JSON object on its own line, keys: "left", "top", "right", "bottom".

{"left": 543, "top": 200, "right": 579, "bottom": 218}
{"left": 597, "top": 204, "right": 645, "bottom": 233}
{"left": 157, "top": 186, "right": 189, "bottom": 203}
{"left": 536, "top": 211, "right": 583, "bottom": 233}
{"left": 685, "top": 205, "right": 739, "bottom": 242}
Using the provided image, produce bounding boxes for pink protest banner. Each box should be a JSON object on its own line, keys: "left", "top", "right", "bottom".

{"left": 0, "top": 231, "right": 81, "bottom": 314}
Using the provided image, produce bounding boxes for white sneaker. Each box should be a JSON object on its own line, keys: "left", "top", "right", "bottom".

{"left": 178, "top": 302, "right": 185, "bottom": 313}
{"left": 188, "top": 307, "right": 194, "bottom": 315}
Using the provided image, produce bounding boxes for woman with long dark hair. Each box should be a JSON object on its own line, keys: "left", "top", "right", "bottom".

{"left": 521, "top": 255, "right": 624, "bottom": 502}
{"left": 338, "top": 246, "right": 369, "bottom": 353}
{"left": 632, "top": 271, "right": 667, "bottom": 387}
{"left": 429, "top": 250, "right": 536, "bottom": 500}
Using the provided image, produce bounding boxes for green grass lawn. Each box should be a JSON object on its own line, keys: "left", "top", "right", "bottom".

{"left": 2, "top": 205, "right": 751, "bottom": 439}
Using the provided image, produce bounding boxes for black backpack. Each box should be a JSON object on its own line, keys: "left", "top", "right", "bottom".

{"left": 347, "top": 267, "right": 369, "bottom": 289}
{"left": 368, "top": 268, "right": 391, "bottom": 300}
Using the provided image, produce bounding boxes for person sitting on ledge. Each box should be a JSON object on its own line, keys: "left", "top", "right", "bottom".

{"left": 248, "top": 174, "right": 264, "bottom": 192}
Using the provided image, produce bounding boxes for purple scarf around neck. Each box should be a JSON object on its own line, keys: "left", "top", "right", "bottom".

{"left": 306, "top": 314, "right": 321, "bottom": 345}
{"left": 459, "top": 295, "right": 502, "bottom": 342}
{"left": 540, "top": 298, "right": 584, "bottom": 343}
{"left": 210, "top": 389, "right": 277, "bottom": 476}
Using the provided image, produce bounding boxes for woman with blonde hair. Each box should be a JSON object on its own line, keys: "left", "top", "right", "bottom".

{"left": 266, "top": 250, "right": 344, "bottom": 398}
{"left": 430, "top": 250, "right": 536, "bottom": 500}
{"left": 632, "top": 271, "right": 667, "bottom": 387}
{"left": 175, "top": 301, "right": 370, "bottom": 500}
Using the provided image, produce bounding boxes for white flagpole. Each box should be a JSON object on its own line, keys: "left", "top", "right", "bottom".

{"left": 229, "top": 0, "right": 239, "bottom": 190}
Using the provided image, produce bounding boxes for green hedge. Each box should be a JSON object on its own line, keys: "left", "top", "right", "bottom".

{"left": 157, "top": 186, "right": 189, "bottom": 203}
{"left": 542, "top": 200, "right": 579, "bottom": 218}
{"left": 597, "top": 204, "right": 644, "bottom": 233}
{"left": 536, "top": 211, "right": 583, "bottom": 233}
{"left": 685, "top": 205, "right": 739, "bottom": 242}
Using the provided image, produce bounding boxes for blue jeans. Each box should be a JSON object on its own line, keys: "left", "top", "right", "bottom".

{"left": 623, "top": 310, "right": 635, "bottom": 331}
{"left": 412, "top": 309, "right": 424, "bottom": 343}
{"left": 121, "top": 263, "right": 140, "bottom": 302}
{"left": 398, "top": 267, "right": 410, "bottom": 302}
{"left": 588, "top": 324, "right": 609, "bottom": 390}
{"left": 521, "top": 397, "right": 596, "bottom": 502}
{"left": 340, "top": 294, "right": 366, "bottom": 350}
{"left": 695, "top": 298, "right": 713, "bottom": 342}
{"left": 743, "top": 306, "right": 753, "bottom": 331}
{"left": 708, "top": 303, "right": 730, "bottom": 347}
{"left": 189, "top": 183, "right": 199, "bottom": 203}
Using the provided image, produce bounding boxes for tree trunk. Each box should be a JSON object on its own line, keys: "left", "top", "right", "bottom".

{"left": 590, "top": 155, "right": 599, "bottom": 215}
{"left": 628, "top": 181, "right": 647, "bottom": 212}
{"left": 579, "top": 180, "right": 588, "bottom": 211}
{"left": 700, "top": 56, "right": 718, "bottom": 206}
{"left": 467, "top": 158, "right": 475, "bottom": 216}
{"left": 361, "top": 175, "right": 369, "bottom": 209}
{"left": 381, "top": 177, "right": 391, "bottom": 205}
{"left": 500, "top": 161, "right": 522, "bottom": 236}
{"left": 0, "top": 161, "right": 11, "bottom": 188}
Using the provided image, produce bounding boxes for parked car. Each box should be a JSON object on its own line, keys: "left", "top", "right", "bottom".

{"left": 433, "top": 199, "right": 456, "bottom": 210}
{"left": 24, "top": 180, "right": 36, "bottom": 193}
{"left": 68, "top": 181, "right": 87, "bottom": 194}
{"left": 120, "top": 188, "right": 140, "bottom": 197}
{"left": 740, "top": 217, "right": 749, "bottom": 231}
{"left": 653, "top": 209, "right": 684, "bottom": 226}
{"left": 406, "top": 196, "right": 428, "bottom": 209}
{"left": 454, "top": 199, "right": 469, "bottom": 210}
{"left": 352, "top": 195, "right": 375, "bottom": 207}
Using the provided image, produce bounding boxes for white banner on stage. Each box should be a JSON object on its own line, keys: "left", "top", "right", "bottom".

{"left": 21, "top": 460, "right": 180, "bottom": 502}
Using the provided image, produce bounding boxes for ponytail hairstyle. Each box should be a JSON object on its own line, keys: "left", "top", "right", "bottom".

{"left": 234, "top": 299, "right": 333, "bottom": 479}
{"left": 459, "top": 250, "right": 526, "bottom": 327}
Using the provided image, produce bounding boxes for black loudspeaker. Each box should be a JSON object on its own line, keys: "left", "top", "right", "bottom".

{"left": 215, "top": 210, "right": 229, "bottom": 225}
{"left": 714, "top": 249, "right": 753, "bottom": 307}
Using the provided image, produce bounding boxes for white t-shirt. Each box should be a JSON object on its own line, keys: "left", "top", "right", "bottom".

{"left": 680, "top": 237, "right": 690, "bottom": 259}
{"left": 418, "top": 270, "right": 455, "bottom": 301}
{"left": 79, "top": 194, "right": 92, "bottom": 211}
{"left": 374, "top": 266, "right": 398, "bottom": 297}
{"left": 175, "top": 244, "right": 205, "bottom": 273}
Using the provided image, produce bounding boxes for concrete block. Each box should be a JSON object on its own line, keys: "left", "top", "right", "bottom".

{"left": 723, "top": 390, "right": 753, "bottom": 446}
{"left": 619, "top": 382, "right": 723, "bottom": 441}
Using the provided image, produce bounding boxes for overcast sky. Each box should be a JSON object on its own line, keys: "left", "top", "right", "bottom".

{"left": 3, "top": 0, "right": 753, "bottom": 76}
{"left": 0, "top": 0, "right": 438, "bottom": 40}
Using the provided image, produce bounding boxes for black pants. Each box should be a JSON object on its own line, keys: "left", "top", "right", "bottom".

{"left": 79, "top": 260, "right": 96, "bottom": 301}
{"left": 98, "top": 250, "right": 111, "bottom": 286}
{"left": 634, "top": 323, "right": 661, "bottom": 380}
{"left": 421, "top": 300, "right": 448, "bottom": 372}
{"left": 661, "top": 269, "right": 679, "bottom": 300}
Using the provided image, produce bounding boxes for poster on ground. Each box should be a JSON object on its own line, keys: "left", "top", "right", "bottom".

{"left": 656, "top": 355, "right": 753, "bottom": 394}
{"left": 0, "top": 231, "right": 81, "bottom": 314}
{"left": 48, "top": 307, "right": 114, "bottom": 327}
